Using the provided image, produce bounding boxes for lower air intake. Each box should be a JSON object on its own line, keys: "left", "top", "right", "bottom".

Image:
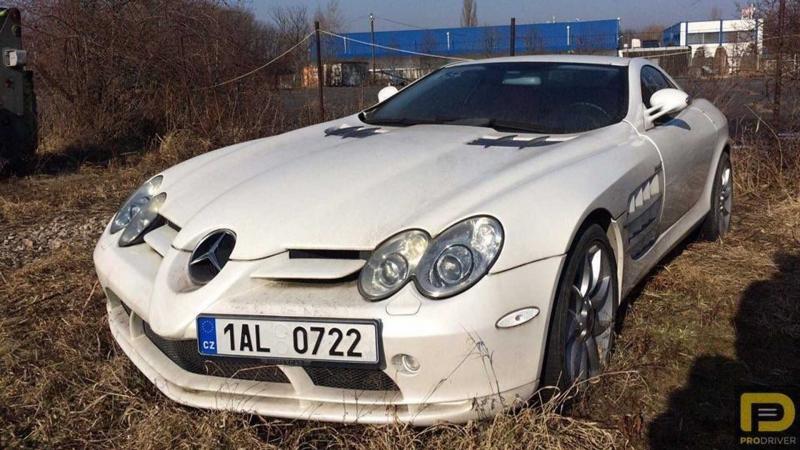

{"left": 304, "top": 366, "right": 400, "bottom": 391}
{"left": 143, "top": 322, "right": 290, "bottom": 384}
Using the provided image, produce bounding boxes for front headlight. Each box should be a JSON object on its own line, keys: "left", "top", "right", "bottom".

{"left": 416, "top": 216, "right": 503, "bottom": 298}
{"left": 111, "top": 176, "right": 166, "bottom": 247}
{"left": 118, "top": 192, "right": 166, "bottom": 247}
{"left": 358, "top": 216, "right": 503, "bottom": 301}
{"left": 358, "top": 230, "right": 430, "bottom": 301}
{"left": 110, "top": 175, "right": 163, "bottom": 234}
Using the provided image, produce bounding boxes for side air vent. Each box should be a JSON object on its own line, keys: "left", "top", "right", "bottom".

{"left": 625, "top": 169, "right": 663, "bottom": 260}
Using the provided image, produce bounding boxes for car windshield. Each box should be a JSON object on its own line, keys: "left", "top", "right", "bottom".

{"left": 361, "top": 62, "right": 629, "bottom": 134}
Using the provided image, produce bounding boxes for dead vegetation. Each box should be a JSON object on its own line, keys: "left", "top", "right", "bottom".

{"left": 2, "top": 1, "right": 799, "bottom": 448}
{"left": 10, "top": 0, "right": 318, "bottom": 158}
{"left": 0, "top": 134, "right": 798, "bottom": 449}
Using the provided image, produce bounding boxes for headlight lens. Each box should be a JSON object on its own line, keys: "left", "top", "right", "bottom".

{"left": 118, "top": 192, "right": 167, "bottom": 247}
{"left": 358, "top": 216, "right": 504, "bottom": 301}
{"left": 433, "top": 244, "right": 473, "bottom": 286}
{"left": 110, "top": 176, "right": 163, "bottom": 234}
{"left": 416, "top": 216, "right": 503, "bottom": 299}
{"left": 358, "top": 230, "right": 430, "bottom": 301}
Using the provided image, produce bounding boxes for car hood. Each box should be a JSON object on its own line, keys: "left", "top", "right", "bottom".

{"left": 159, "top": 116, "right": 608, "bottom": 260}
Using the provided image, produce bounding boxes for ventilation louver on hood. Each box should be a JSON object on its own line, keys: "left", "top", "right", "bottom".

{"left": 251, "top": 251, "right": 367, "bottom": 281}
{"left": 324, "top": 125, "right": 385, "bottom": 139}
{"left": 468, "top": 135, "right": 562, "bottom": 149}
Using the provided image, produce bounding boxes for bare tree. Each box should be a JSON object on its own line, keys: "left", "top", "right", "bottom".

{"left": 270, "top": 5, "right": 310, "bottom": 76}
{"left": 461, "top": 0, "right": 478, "bottom": 27}
{"left": 314, "top": 0, "right": 344, "bottom": 33}
{"left": 755, "top": 0, "right": 800, "bottom": 129}
{"left": 271, "top": 5, "right": 310, "bottom": 44}
{"left": 10, "top": 0, "right": 302, "bottom": 151}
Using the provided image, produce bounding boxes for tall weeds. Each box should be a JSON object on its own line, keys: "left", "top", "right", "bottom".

{"left": 12, "top": 0, "right": 309, "bottom": 154}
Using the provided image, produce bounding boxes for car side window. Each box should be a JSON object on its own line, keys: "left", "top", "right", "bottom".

{"left": 640, "top": 66, "right": 673, "bottom": 108}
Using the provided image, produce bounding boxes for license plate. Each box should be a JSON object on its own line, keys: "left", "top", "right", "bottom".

{"left": 196, "top": 316, "right": 380, "bottom": 364}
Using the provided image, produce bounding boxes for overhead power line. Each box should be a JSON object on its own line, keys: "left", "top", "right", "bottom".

{"left": 201, "top": 33, "right": 314, "bottom": 90}
{"left": 373, "top": 16, "right": 431, "bottom": 30}
{"left": 320, "top": 29, "right": 471, "bottom": 62}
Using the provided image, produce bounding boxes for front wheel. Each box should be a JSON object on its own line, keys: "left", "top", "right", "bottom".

{"left": 540, "top": 224, "right": 619, "bottom": 395}
{"left": 700, "top": 152, "right": 733, "bottom": 241}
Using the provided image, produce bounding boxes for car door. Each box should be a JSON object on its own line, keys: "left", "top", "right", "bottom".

{"left": 641, "top": 65, "right": 716, "bottom": 233}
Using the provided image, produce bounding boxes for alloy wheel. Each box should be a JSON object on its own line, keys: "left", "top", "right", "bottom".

{"left": 718, "top": 165, "right": 732, "bottom": 235}
{"left": 565, "top": 244, "right": 615, "bottom": 382}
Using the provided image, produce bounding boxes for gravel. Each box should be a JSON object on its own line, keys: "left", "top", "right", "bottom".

{"left": 0, "top": 215, "right": 108, "bottom": 269}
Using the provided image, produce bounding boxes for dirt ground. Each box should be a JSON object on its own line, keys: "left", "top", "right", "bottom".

{"left": 0, "top": 144, "right": 798, "bottom": 449}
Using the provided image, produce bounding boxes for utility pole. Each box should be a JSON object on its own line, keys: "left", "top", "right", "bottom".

{"left": 314, "top": 20, "right": 325, "bottom": 121}
{"left": 370, "top": 13, "right": 376, "bottom": 84}
{"left": 774, "top": 0, "right": 786, "bottom": 129}
{"left": 509, "top": 17, "right": 516, "bottom": 56}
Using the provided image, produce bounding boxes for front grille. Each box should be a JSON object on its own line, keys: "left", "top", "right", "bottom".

{"left": 143, "top": 323, "right": 290, "bottom": 384}
{"left": 304, "top": 366, "right": 399, "bottom": 391}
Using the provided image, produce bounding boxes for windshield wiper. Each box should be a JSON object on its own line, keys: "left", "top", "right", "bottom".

{"left": 460, "top": 118, "right": 547, "bottom": 133}
{"left": 359, "top": 114, "right": 451, "bottom": 127}
{"left": 359, "top": 113, "right": 547, "bottom": 133}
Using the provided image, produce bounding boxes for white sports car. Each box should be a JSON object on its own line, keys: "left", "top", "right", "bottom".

{"left": 94, "top": 55, "right": 731, "bottom": 424}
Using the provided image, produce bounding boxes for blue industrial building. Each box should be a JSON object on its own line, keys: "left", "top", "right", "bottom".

{"left": 319, "top": 19, "right": 621, "bottom": 60}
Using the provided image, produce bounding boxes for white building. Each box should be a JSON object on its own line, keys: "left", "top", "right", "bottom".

{"left": 662, "top": 17, "right": 763, "bottom": 71}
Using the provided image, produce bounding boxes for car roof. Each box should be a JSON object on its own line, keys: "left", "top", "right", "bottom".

{"left": 447, "top": 54, "right": 632, "bottom": 67}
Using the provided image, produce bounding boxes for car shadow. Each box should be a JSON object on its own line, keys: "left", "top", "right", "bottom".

{"left": 30, "top": 143, "right": 122, "bottom": 175}
{"left": 647, "top": 251, "right": 800, "bottom": 449}
{"left": 3, "top": 132, "right": 153, "bottom": 178}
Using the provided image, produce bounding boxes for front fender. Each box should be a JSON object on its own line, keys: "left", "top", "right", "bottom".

{"left": 477, "top": 126, "right": 661, "bottom": 273}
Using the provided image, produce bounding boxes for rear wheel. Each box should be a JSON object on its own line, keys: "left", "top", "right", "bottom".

{"left": 700, "top": 152, "right": 733, "bottom": 241}
{"left": 540, "top": 224, "right": 619, "bottom": 396}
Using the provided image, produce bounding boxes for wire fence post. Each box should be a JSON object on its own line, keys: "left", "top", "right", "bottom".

{"left": 315, "top": 20, "right": 325, "bottom": 122}
{"left": 774, "top": 0, "right": 786, "bottom": 129}
{"left": 370, "top": 13, "right": 376, "bottom": 84}
{"left": 510, "top": 17, "right": 516, "bottom": 56}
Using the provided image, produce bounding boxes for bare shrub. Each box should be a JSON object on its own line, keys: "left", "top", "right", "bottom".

{"left": 732, "top": 133, "right": 800, "bottom": 199}
{"left": 11, "top": 0, "right": 310, "bottom": 156}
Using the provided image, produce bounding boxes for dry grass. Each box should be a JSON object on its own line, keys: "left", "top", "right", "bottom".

{"left": 1, "top": 136, "right": 798, "bottom": 449}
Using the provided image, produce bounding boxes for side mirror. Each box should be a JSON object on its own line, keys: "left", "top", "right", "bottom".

{"left": 377, "top": 85, "right": 398, "bottom": 103}
{"left": 645, "top": 88, "right": 689, "bottom": 125}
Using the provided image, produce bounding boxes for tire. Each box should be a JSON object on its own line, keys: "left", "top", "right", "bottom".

{"left": 700, "top": 152, "right": 733, "bottom": 241}
{"left": 540, "top": 223, "right": 619, "bottom": 397}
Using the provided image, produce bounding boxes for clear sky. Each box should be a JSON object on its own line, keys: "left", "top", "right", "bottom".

{"left": 248, "top": 0, "right": 741, "bottom": 32}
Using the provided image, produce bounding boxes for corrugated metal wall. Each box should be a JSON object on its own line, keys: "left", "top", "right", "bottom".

{"left": 663, "top": 23, "right": 682, "bottom": 46}
{"left": 319, "top": 19, "right": 620, "bottom": 60}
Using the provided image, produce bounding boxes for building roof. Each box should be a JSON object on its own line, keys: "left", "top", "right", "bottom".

{"left": 447, "top": 54, "right": 632, "bottom": 67}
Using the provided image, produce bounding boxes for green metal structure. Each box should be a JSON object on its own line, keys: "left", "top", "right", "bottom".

{"left": 0, "top": 7, "right": 36, "bottom": 173}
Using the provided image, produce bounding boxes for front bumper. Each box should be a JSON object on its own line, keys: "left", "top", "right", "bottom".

{"left": 95, "top": 224, "right": 564, "bottom": 424}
